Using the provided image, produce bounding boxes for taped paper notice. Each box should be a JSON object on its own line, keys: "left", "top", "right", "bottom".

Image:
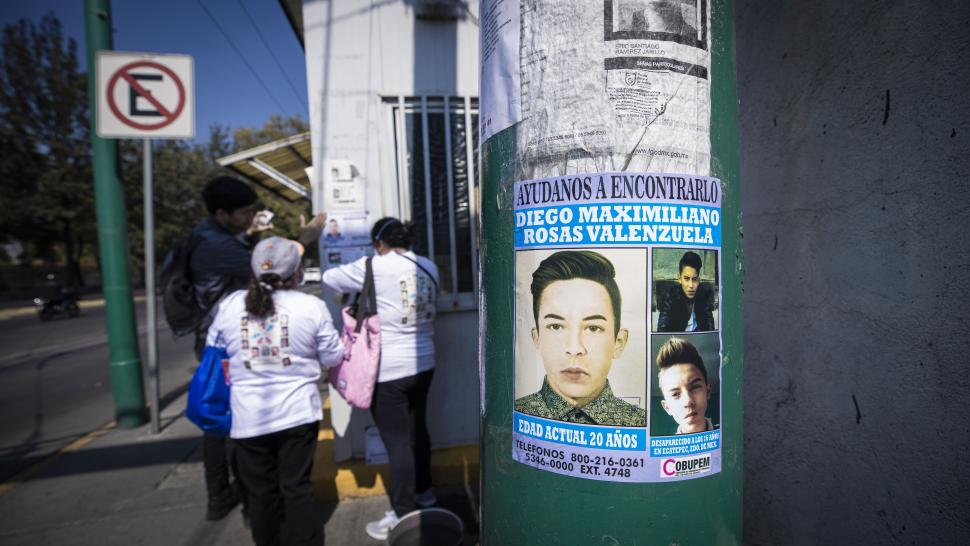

{"left": 480, "top": 0, "right": 522, "bottom": 143}
{"left": 518, "top": 1, "right": 712, "bottom": 178}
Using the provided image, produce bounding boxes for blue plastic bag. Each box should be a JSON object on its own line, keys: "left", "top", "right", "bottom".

{"left": 186, "top": 344, "right": 231, "bottom": 435}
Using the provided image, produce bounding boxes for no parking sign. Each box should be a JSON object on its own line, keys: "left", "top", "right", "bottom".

{"left": 93, "top": 51, "right": 195, "bottom": 435}
{"left": 96, "top": 51, "right": 194, "bottom": 139}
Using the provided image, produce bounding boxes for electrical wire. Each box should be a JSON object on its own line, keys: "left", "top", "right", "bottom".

{"left": 195, "top": 0, "right": 292, "bottom": 116}
{"left": 236, "top": 0, "right": 309, "bottom": 112}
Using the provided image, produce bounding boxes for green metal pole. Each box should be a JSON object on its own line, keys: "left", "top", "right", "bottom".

{"left": 480, "top": 0, "right": 742, "bottom": 543}
{"left": 84, "top": 0, "right": 147, "bottom": 428}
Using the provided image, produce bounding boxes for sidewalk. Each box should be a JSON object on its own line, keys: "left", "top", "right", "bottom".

{"left": 0, "top": 389, "right": 480, "bottom": 545}
{"left": 0, "top": 289, "right": 149, "bottom": 321}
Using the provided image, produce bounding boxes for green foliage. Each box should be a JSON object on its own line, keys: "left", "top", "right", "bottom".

{"left": 232, "top": 113, "right": 308, "bottom": 151}
{"left": 118, "top": 137, "right": 217, "bottom": 276}
{"left": 0, "top": 13, "right": 93, "bottom": 284}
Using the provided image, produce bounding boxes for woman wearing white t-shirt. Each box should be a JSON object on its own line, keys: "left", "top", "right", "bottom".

{"left": 207, "top": 237, "right": 343, "bottom": 546}
{"left": 321, "top": 217, "right": 439, "bottom": 541}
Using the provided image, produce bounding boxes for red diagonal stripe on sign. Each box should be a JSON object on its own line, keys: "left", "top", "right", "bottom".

{"left": 120, "top": 72, "right": 174, "bottom": 119}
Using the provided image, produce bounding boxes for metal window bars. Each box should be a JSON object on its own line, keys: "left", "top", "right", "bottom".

{"left": 388, "top": 96, "right": 480, "bottom": 310}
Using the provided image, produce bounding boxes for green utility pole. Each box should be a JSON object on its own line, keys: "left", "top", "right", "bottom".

{"left": 84, "top": 0, "right": 147, "bottom": 428}
{"left": 480, "top": 0, "right": 742, "bottom": 544}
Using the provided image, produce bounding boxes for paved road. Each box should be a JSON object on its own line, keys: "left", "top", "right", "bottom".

{"left": 0, "top": 297, "right": 197, "bottom": 483}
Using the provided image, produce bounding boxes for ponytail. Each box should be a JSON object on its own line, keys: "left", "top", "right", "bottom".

{"left": 245, "top": 273, "right": 281, "bottom": 317}
{"left": 245, "top": 271, "right": 302, "bottom": 317}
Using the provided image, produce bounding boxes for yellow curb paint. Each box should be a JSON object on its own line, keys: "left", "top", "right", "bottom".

{"left": 334, "top": 468, "right": 387, "bottom": 498}
{"left": 0, "top": 421, "right": 116, "bottom": 497}
{"left": 311, "top": 392, "right": 478, "bottom": 502}
{"left": 311, "top": 442, "right": 480, "bottom": 502}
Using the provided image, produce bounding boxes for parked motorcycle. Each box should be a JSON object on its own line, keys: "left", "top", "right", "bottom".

{"left": 34, "top": 287, "right": 80, "bottom": 321}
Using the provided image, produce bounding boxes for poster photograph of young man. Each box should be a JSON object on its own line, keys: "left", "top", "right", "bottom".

{"left": 649, "top": 333, "right": 721, "bottom": 437}
{"left": 653, "top": 248, "right": 719, "bottom": 333}
{"left": 514, "top": 248, "right": 648, "bottom": 427}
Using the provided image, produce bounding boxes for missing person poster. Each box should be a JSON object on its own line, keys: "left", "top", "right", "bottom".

{"left": 512, "top": 172, "right": 722, "bottom": 482}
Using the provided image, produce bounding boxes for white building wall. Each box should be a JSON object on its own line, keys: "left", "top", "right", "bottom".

{"left": 302, "top": 0, "right": 481, "bottom": 459}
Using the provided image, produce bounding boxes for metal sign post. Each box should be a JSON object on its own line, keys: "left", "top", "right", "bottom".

{"left": 96, "top": 50, "right": 194, "bottom": 434}
{"left": 143, "top": 139, "right": 159, "bottom": 434}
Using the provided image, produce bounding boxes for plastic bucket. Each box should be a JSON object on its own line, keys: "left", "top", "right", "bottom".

{"left": 386, "top": 507, "right": 464, "bottom": 546}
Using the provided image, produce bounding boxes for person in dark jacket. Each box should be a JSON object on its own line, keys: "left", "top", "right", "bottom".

{"left": 189, "top": 176, "right": 266, "bottom": 521}
{"left": 657, "top": 251, "right": 715, "bottom": 333}
{"left": 189, "top": 176, "right": 326, "bottom": 521}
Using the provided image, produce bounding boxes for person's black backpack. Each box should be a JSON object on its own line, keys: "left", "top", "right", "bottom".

{"left": 161, "top": 234, "right": 205, "bottom": 337}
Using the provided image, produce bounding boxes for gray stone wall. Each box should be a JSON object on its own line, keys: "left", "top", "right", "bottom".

{"left": 736, "top": 1, "right": 970, "bottom": 544}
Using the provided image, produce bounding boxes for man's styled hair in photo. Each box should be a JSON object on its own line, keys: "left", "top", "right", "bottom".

{"left": 678, "top": 251, "right": 703, "bottom": 274}
{"left": 656, "top": 337, "right": 708, "bottom": 383}
{"left": 531, "top": 250, "right": 622, "bottom": 332}
{"left": 202, "top": 176, "right": 258, "bottom": 215}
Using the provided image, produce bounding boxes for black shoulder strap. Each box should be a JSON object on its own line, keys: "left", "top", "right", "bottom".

{"left": 397, "top": 253, "right": 438, "bottom": 291}
{"left": 353, "top": 257, "right": 377, "bottom": 333}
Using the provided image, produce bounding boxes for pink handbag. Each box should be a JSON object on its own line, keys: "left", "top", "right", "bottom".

{"left": 329, "top": 257, "right": 381, "bottom": 408}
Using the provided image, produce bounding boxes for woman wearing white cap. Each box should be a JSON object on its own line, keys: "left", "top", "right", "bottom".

{"left": 321, "top": 217, "right": 439, "bottom": 541}
{"left": 206, "top": 236, "right": 343, "bottom": 546}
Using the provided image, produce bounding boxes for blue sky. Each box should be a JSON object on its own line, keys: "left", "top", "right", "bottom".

{"left": 0, "top": 0, "right": 308, "bottom": 141}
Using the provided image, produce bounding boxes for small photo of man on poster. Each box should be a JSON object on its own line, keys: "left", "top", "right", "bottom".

{"left": 514, "top": 249, "right": 648, "bottom": 427}
{"left": 650, "top": 333, "right": 720, "bottom": 436}
{"left": 653, "top": 248, "right": 719, "bottom": 333}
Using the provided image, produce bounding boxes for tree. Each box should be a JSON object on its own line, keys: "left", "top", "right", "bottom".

{"left": 118, "top": 137, "right": 215, "bottom": 278}
{"left": 0, "top": 14, "right": 93, "bottom": 285}
{"left": 231, "top": 114, "right": 308, "bottom": 151}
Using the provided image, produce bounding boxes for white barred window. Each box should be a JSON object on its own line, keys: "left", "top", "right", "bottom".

{"left": 385, "top": 96, "right": 480, "bottom": 311}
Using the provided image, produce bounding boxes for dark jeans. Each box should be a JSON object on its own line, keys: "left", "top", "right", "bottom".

{"left": 197, "top": 334, "right": 246, "bottom": 509}
{"left": 202, "top": 431, "right": 238, "bottom": 502}
{"left": 370, "top": 369, "right": 434, "bottom": 517}
{"left": 202, "top": 432, "right": 230, "bottom": 502}
{"left": 235, "top": 421, "right": 321, "bottom": 546}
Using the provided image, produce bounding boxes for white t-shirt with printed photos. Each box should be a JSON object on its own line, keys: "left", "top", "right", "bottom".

{"left": 207, "top": 289, "right": 344, "bottom": 439}
{"left": 322, "top": 251, "right": 438, "bottom": 383}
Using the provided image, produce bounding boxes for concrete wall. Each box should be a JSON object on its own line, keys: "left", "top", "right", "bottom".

{"left": 736, "top": 1, "right": 970, "bottom": 544}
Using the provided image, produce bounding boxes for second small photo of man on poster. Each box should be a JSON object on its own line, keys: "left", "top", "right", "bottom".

{"left": 650, "top": 333, "right": 721, "bottom": 437}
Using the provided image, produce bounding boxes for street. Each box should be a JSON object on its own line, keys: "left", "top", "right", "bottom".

{"left": 0, "top": 297, "right": 197, "bottom": 483}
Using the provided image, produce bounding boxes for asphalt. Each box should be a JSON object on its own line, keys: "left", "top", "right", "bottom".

{"left": 0, "top": 387, "right": 480, "bottom": 546}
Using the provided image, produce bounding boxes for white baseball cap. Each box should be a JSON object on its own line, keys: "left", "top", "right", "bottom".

{"left": 251, "top": 237, "right": 304, "bottom": 280}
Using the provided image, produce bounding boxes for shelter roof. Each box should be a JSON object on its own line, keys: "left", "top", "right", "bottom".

{"left": 216, "top": 132, "right": 311, "bottom": 202}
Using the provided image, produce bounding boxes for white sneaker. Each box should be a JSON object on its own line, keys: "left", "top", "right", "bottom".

{"left": 365, "top": 510, "right": 399, "bottom": 541}
{"left": 415, "top": 488, "right": 437, "bottom": 508}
